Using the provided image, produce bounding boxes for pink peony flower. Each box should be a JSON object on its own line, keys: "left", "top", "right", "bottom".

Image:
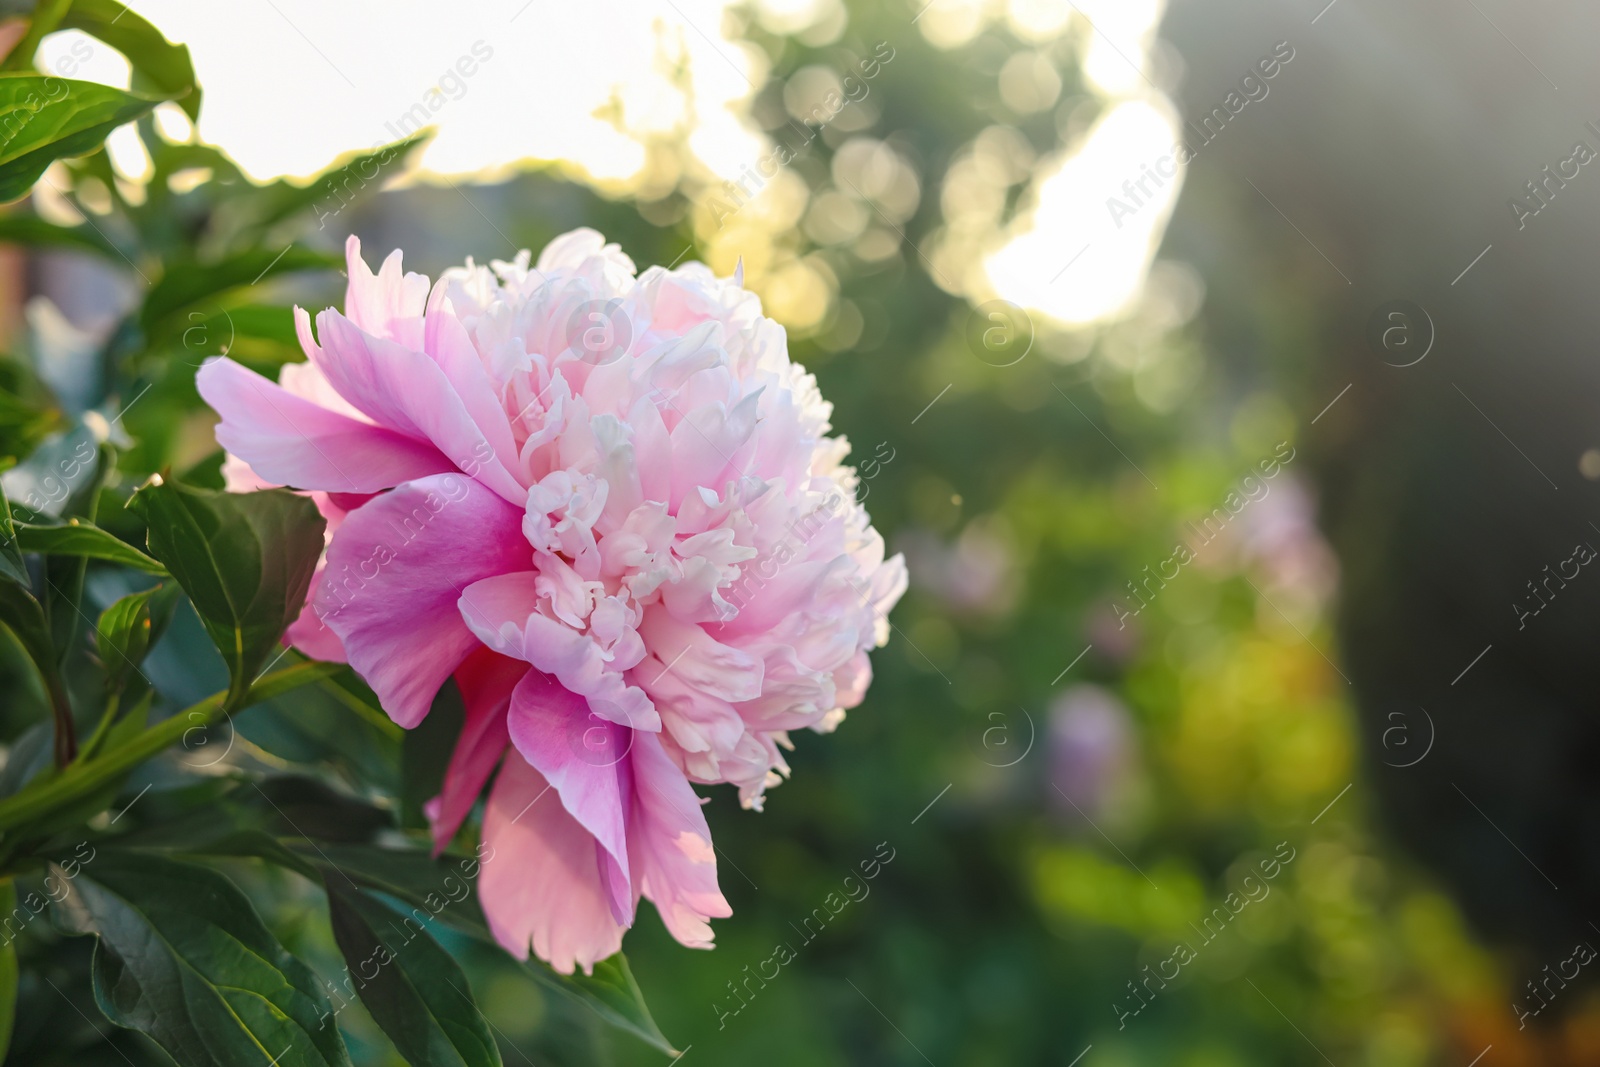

{"left": 197, "top": 230, "right": 906, "bottom": 974}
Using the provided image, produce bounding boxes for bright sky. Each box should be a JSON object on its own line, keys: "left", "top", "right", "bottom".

{"left": 44, "top": 0, "right": 759, "bottom": 183}
{"left": 35, "top": 0, "right": 1179, "bottom": 329}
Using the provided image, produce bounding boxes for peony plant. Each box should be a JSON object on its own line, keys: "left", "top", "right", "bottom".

{"left": 198, "top": 232, "right": 907, "bottom": 974}
{"left": 0, "top": 1, "right": 904, "bottom": 1062}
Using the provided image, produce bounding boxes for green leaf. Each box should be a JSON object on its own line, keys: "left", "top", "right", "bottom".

{"left": 0, "top": 356, "right": 64, "bottom": 468}
{"left": 59, "top": 0, "right": 200, "bottom": 119}
{"left": 94, "top": 582, "right": 177, "bottom": 693}
{"left": 0, "top": 478, "right": 27, "bottom": 585}
{"left": 0, "top": 659, "right": 337, "bottom": 836}
{"left": 15, "top": 517, "right": 167, "bottom": 572}
{"left": 0, "top": 719, "right": 51, "bottom": 797}
{"left": 140, "top": 244, "right": 338, "bottom": 333}
{"left": 0, "top": 878, "right": 15, "bottom": 1061}
{"left": 125, "top": 479, "right": 324, "bottom": 707}
{"left": 324, "top": 878, "right": 501, "bottom": 1067}
{"left": 0, "top": 211, "right": 118, "bottom": 256}
{"left": 0, "top": 578, "right": 72, "bottom": 762}
{"left": 54, "top": 850, "right": 352, "bottom": 1067}
{"left": 401, "top": 681, "right": 462, "bottom": 829}
{"left": 0, "top": 75, "right": 166, "bottom": 203}
{"left": 290, "top": 844, "right": 674, "bottom": 1054}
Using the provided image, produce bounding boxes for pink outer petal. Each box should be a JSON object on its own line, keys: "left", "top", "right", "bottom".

{"left": 627, "top": 730, "right": 731, "bottom": 948}
{"left": 197, "top": 357, "right": 455, "bottom": 493}
{"left": 479, "top": 750, "right": 627, "bottom": 974}
{"left": 425, "top": 647, "right": 525, "bottom": 854}
{"left": 312, "top": 474, "right": 531, "bottom": 728}
{"left": 311, "top": 310, "right": 526, "bottom": 505}
{"left": 343, "top": 236, "right": 430, "bottom": 350}
{"left": 505, "top": 669, "right": 634, "bottom": 924}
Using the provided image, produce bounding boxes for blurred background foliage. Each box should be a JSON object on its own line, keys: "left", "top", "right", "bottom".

{"left": 3, "top": 0, "right": 1598, "bottom": 1063}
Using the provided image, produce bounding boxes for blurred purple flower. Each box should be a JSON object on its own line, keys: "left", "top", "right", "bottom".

{"left": 896, "top": 516, "right": 1018, "bottom": 617}
{"left": 1049, "top": 684, "right": 1135, "bottom": 825}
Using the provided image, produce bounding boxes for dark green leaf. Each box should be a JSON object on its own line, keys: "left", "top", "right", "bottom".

{"left": 140, "top": 245, "right": 338, "bottom": 333}
{"left": 248, "top": 775, "right": 393, "bottom": 843}
{"left": 110, "top": 773, "right": 389, "bottom": 849}
{"left": 402, "top": 681, "right": 462, "bottom": 829}
{"left": 59, "top": 0, "right": 200, "bottom": 119}
{"left": 324, "top": 878, "right": 501, "bottom": 1067}
{"left": 0, "top": 719, "right": 50, "bottom": 797}
{"left": 0, "top": 75, "right": 166, "bottom": 202}
{"left": 175, "top": 828, "right": 321, "bottom": 881}
{"left": 0, "top": 211, "right": 119, "bottom": 256}
{"left": 125, "top": 479, "right": 324, "bottom": 707}
{"left": 0, "top": 578, "right": 72, "bottom": 762}
{"left": 54, "top": 850, "right": 352, "bottom": 1067}
{"left": 16, "top": 517, "right": 166, "bottom": 572}
{"left": 289, "top": 844, "right": 674, "bottom": 1054}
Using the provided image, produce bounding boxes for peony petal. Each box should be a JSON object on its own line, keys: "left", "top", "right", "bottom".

{"left": 426, "top": 298, "right": 524, "bottom": 488}
{"left": 627, "top": 731, "right": 730, "bottom": 948}
{"left": 314, "top": 474, "right": 530, "bottom": 728}
{"left": 479, "top": 750, "right": 626, "bottom": 974}
{"left": 426, "top": 647, "right": 525, "bottom": 854}
{"left": 343, "top": 235, "right": 430, "bottom": 350}
{"left": 457, "top": 572, "right": 661, "bottom": 733}
{"left": 313, "top": 311, "right": 526, "bottom": 504}
{"left": 638, "top": 608, "right": 763, "bottom": 703}
{"left": 197, "top": 356, "right": 454, "bottom": 493}
{"left": 505, "top": 669, "right": 634, "bottom": 924}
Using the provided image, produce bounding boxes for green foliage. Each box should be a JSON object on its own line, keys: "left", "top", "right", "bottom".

{"left": 0, "top": 75, "right": 165, "bottom": 202}
{"left": 324, "top": 879, "right": 503, "bottom": 1067}
{"left": 298, "top": 843, "right": 674, "bottom": 1054}
{"left": 0, "top": 351, "right": 62, "bottom": 465}
{"left": 55, "top": 850, "right": 353, "bottom": 1067}
{"left": 92, "top": 581, "right": 175, "bottom": 695}
{"left": 13, "top": 515, "right": 166, "bottom": 572}
{"left": 140, "top": 245, "right": 339, "bottom": 334}
{"left": 127, "top": 480, "right": 324, "bottom": 707}
{"left": 56, "top": 0, "right": 199, "bottom": 118}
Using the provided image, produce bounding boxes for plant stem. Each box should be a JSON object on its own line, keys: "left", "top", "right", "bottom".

{"left": 0, "top": 0, "right": 71, "bottom": 73}
{"left": 0, "top": 659, "right": 339, "bottom": 835}
{"left": 74, "top": 690, "right": 121, "bottom": 765}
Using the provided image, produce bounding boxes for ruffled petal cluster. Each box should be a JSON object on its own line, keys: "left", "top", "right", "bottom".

{"left": 199, "top": 230, "right": 906, "bottom": 974}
